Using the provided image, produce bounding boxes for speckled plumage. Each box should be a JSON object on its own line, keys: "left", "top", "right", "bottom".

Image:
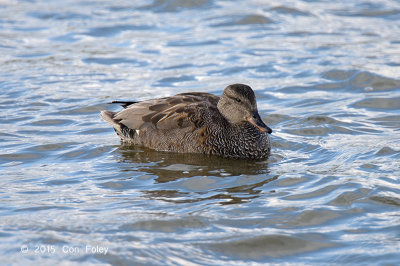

{"left": 101, "top": 84, "right": 272, "bottom": 160}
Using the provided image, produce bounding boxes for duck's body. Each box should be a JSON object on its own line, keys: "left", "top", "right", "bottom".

{"left": 101, "top": 84, "right": 272, "bottom": 160}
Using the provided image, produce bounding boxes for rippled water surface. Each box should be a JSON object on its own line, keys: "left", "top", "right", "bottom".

{"left": 1, "top": 0, "right": 400, "bottom": 265}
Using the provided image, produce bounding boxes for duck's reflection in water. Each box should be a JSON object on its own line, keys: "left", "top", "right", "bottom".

{"left": 116, "top": 145, "right": 278, "bottom": 204}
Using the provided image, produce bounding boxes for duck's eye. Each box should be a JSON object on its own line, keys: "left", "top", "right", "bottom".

{"left": 235, "top": 98, "right": 241, "bottom": 103}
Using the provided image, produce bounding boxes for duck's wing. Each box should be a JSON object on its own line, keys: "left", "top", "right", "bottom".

{"left": 109, "top": 92, "right": 219, "bottom": 131}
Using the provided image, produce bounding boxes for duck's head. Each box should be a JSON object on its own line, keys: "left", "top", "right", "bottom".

{"left": 217, "top": 84, "right": 272, "bottom": 134}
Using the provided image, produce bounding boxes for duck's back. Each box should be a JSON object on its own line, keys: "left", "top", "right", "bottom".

{"left": 101, "top": 92, "right": 221, "bottom": 153}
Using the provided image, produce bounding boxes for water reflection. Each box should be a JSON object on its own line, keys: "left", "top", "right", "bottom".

{"left": 115, "top": 145, "right": 277, "bottom": 204}
{"left": 118, "top": 145, "right": 271, "bottom": 178}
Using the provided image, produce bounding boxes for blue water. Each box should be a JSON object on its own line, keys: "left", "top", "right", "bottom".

{"left": 1, "top": 0, "right": 400, "bottom": 265}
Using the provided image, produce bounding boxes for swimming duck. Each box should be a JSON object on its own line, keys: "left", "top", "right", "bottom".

{"left": 100, "top": 84, "right": 272, "bottom": 159}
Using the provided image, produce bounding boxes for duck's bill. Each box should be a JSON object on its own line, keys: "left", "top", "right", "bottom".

{"left": 247, "top": 117, "right": 273, "bottom": 134}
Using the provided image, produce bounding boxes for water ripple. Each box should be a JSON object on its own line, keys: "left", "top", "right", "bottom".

{"left": 1, "top": 0, "right": 400, "bottom": 265}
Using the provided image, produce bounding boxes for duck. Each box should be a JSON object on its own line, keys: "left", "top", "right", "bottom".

{"left": 100, "top": 84, "right": 272, "bottom": 160}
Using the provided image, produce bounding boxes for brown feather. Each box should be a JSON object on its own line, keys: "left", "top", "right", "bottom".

{"left": 112, "top": 93, "right": 219, "bottom": 131}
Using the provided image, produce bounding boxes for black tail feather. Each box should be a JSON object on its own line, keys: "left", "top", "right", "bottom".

{"left": 110, "top": 101, "right": 138, "bottom": 108}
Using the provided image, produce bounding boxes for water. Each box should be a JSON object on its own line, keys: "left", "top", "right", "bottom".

{"left": 1, "top": 0, "right": 400, "bottom": 264}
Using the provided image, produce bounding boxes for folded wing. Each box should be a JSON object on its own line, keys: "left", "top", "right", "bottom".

{"left": 107, "top": 92, "right": 219, "bottom": 133}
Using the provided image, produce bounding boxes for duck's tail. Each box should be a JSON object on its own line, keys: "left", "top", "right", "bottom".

{"left": 100, "top": 110, "right": 119, "bottom": 127}
{"left": 100, "top": 111, "right": 136, "bottom": 141}
{"left": 110, "top": 100, "right": 138, "bottom": 109}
